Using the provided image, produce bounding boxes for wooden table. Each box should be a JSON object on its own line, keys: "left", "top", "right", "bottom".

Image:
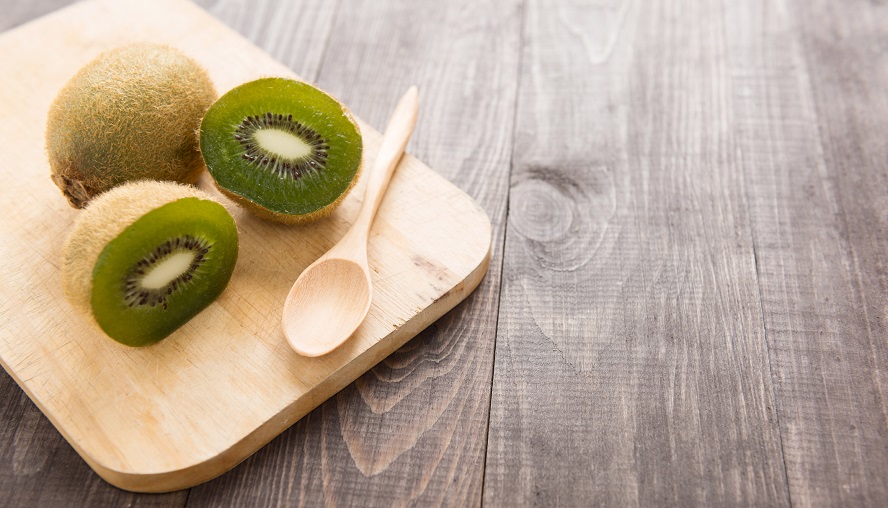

{"left": 1, "top": 0, "right": 885, "bottom": 506}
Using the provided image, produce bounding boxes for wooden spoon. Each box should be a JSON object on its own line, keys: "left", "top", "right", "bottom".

{"left": 283, "top": 86, "right": 419, "bottom": 357}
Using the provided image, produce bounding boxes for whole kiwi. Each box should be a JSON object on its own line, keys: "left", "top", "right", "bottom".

{"left": 46, "top": 43, "right": 217, "bottom": 208}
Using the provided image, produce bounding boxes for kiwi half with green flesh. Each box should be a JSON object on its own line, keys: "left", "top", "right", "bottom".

{"left": 46, "top": 43, "right": 217, "bottom": 208}
{"left": 200, "top": 78, "right": 363, "bottom": 224}
{"left": 62, "top": 181, "right": 238, "bottom": 347}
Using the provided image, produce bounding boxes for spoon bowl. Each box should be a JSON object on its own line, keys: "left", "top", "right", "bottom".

{"left": 283, "top": 86, "right": 419, "bottom": 356}
{"left": 283, "top": 258, "right": 371, "bottom": 357}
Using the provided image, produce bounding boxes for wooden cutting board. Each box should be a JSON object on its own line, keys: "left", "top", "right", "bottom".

{"left": 0, "top": 0, "right": 491, "bottom": 493}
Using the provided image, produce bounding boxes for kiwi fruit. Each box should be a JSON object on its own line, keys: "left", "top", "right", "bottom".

{"left": 46, "top": 43, "right": 217, "bottom": 208}
{"left": 199, "top": 77, "right": 363, "bottom": 224}
{"left": 61, "top": 180, "right": 238, "bottom": 347}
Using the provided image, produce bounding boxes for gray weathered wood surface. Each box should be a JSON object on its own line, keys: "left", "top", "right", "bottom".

{"left": 0, "top": 0, "right": 885, "bottom": 506}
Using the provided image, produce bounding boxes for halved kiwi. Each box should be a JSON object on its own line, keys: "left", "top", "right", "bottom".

{"left": 61, "top": 181, "right": 239, "bottom": 346}
{"left": 199, "top": 78, "right": 363, "bottom": 224}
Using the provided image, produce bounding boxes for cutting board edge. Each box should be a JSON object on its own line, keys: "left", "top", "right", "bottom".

{"left": 75, "top": 229, "right": 492, "bottom": 493}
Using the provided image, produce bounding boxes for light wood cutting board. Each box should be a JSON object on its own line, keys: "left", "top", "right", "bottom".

{"left": 0, "top": 0, "right": 491, "bottom": 493}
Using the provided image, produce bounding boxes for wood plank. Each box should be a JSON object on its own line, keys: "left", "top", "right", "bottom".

{"left": 185, "top": 0, "right": 520, "bottom": 505}
{"left": 0, "top": 3, "right": 184, "bottom": 505}
{"left": 191, "top": 0, "right": 336, "bottom": 81}
{"left": 736, "top": 0, "right": 888, "bottom": 504}
{"left": 483, "top": 0, "right": 790, "bottom": 504}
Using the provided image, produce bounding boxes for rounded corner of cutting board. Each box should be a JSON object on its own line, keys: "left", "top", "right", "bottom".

{"left": 90, "top": 468, "right": 212, "bottom": 494}
{"left": 453, "top": 184, "right": 494, "bottom": 269}
{"left": 88, "top": 464, "right": 185, "bottom": 494}
{"left": 421, "top": 161, "right": 495, "bottom": 270}
{"left": 77, "top": 431, "right": 265, "bottom": 493}
{"left": 465, "top": 201, "right": 494, "bottom": 285}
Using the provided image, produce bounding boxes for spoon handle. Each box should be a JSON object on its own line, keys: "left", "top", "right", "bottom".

{"left": 351, "top": 86, "right": 419, "bottom": 235}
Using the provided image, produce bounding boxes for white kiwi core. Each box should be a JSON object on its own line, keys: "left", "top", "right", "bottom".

{"left": 141, "top": 251, "right": 197, "bottom": 289}
{"left": 254, "top": 128, "right": 312, "bottom": 159}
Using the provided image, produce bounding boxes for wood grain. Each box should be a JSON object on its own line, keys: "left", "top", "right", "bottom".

{"left": 738, "top": 0, "right": 888, "bottom": 505}
{"left": 0, "top": 0, "right": 490, "bottom": 493}
{"left": 185, "top": 0, "right": 520, "bottom": 505}
{"left": 2, "top": 0, "right": 886, "bottom": 505}
{"left": 191, "top": 0, "right": 337, "bottom": 82}
{"left": 484, "top": 0, "right": 790, "bottom": 504}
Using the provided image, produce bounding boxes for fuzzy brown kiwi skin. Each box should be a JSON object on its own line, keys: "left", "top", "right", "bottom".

{"left": 51, "top": 155, "right": 205, "bottom": 209}
{"left": 46, "top": 43, "right": 216, "bottom": 208}
{"left": 210, "top": 98, "right": 364, "bottom": 224}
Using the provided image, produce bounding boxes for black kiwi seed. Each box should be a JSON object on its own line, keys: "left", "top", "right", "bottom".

{"left": 123, "top": 235, "right": 211, "bottom": 310}
{"left": 232, "top": 113, "right": 331, "bottom": 181}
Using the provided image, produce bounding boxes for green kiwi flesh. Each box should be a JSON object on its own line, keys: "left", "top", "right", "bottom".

{"left": 46, "top": 43, "right": 217, "bottom": 208}
{"left": 200, "top": 78, "right": 363, "bottom": 224}
{"left": 62, "top": 181, "right": 238, "bottom": 347}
